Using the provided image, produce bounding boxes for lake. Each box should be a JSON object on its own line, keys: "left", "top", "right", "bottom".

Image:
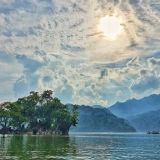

{"left": 0, "top": 133, "right": 160, "bottom": 160}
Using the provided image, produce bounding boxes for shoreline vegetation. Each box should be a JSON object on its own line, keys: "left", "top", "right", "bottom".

{"left": 0, "top": 90, "right": 79, "bottom": 135}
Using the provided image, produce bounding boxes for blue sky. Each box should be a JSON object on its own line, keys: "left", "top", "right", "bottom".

{"left": 1, "top": 0, "right": 160, "bottom": 107}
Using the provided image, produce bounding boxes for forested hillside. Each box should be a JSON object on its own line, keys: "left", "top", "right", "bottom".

{"left": 70, "top": 105, "right": 136, "bottom": 132}
{"left": 128, "top": 109, "right": 160, "bottom": 132}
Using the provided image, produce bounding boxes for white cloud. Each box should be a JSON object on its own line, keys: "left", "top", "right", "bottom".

{"left": 147, "top": 57, "right": 160, "bottom": 69}
{"left": 0, "top": 0, "right": 159, "bottom": 61}
{"left": 1, "top": 0, "right": 160, "bottom": 106}
{"left": 116, "top": 91, "right": 123, "bottom": 97}
{"left": 130, "top": 69, "right": 160, "bottom": 98}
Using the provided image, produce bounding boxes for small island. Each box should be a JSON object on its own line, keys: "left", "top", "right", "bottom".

{"left": 0, "top": 90, "right": 79, "bottom": 135}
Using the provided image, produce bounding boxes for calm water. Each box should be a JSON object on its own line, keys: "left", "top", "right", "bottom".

{"left": 0, "top": 133, "right": 160, "bottom": 160}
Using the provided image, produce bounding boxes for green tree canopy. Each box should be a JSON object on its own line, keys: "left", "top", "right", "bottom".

{"left": 0, "top": 90, "right": 79, "bottom": 135}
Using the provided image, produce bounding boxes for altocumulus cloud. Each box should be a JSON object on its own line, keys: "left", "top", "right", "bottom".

{"left": 148, "top": 57, "right": 160, "bottom": 70}
{"left": 13, "top": 51, "right": 48, "bottom": 97}
{"left": 130, "top": 69, "right": 160, "bottom": 97}
{"left": 1, "top": 0, "right": 160, "bottom": 106}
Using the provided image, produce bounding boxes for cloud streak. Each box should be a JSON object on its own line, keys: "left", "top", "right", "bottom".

{"left": 1, "top": 0, "right": 160, "bottom": 106}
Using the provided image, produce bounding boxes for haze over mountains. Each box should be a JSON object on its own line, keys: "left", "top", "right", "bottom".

{"left": 128, "top": 109, "right": 160, "bottom": 132}
{"left": 69, "top": 94, "right": 160, "bottom": 132}
{"left": 108, "top": 94, "right": 160, "bottom": 131}
{"left": 70, "top": 105, "right": 136, "bottom": 132}
{"left": 108, "top": 94, "right": 160, "bottom": 118}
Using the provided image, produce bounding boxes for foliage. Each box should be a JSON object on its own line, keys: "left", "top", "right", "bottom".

{"left": 0, "top": 90, "right": 79, "bottom": 135}
{"left": 71, "top": 106, "right": 136, "bottom": 132}
{"left": 0, "top": 102, "right": 28, "bottom": 133}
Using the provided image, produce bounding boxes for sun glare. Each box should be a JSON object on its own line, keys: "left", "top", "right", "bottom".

{"left": 99, "top": 16, "right": 122, "bottom": 39}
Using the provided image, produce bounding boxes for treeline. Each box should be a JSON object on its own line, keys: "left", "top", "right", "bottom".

{"left": 0, "top": 90, "right": 78, "bottom": 135}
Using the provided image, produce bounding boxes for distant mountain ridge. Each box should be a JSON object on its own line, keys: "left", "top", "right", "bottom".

{"left": 108, "top": 94, "right": 160, "bottom": 118}
{"left": 69, "top": 105, "right": 136, "bottom": 132}
{"left": 128, "top": 109, "right": 160, "bottom": 131}
{"left": 68, "top": 94, "right": 160, "bottom": 132}
{"left": 92, "top": 105, "right": 112, "bottom": 114}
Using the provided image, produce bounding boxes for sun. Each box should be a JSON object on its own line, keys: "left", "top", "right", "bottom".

{"left": 98, "top": 16, "right": 122, "bottom": 39}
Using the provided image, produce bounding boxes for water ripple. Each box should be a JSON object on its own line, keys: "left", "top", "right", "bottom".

{"left": 0, "top": 133, "right": 160, "bottom": 160}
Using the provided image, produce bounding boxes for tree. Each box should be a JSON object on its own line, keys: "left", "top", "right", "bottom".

{"left": 0, "top": 90, "right": 79, "bottom": 135}
{"left": 0, "top": 102, "right": 28, "bottom": 134}
{"left": 70, "top": 105, "right": 79, "bottom": 126}
{"left": 39, "top": 90, "right": 53, "bottom": 104}
{"left": 37, "top": 98, "right": 79, "bottom": 135}
{"left": 17, "top": 91, "right": 40, "bottom": 129}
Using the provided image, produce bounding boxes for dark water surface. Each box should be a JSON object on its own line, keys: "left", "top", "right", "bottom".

{"left": 0, "top": 133, "right": 160, "bottom": 160}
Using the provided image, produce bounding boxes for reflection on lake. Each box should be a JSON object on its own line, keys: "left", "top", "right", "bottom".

{"left": 0, "top": 133, "right": 160, "bottom": 160}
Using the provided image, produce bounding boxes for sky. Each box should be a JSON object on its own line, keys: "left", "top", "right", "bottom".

{"left": 1, "top": 0, "right": 160, "bottom": 107}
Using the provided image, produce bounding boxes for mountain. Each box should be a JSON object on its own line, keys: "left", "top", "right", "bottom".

{"left": 70, "top": 105, "right": 136, "bottom": 132}
{"left": 92, "top": 105, "right": 111, "bottom": 114}
{"left": 92, "top": 105, "right": 107, "bottom": 109}
{"left": 108, "top": 94, "right": 160, "bottom": 118}
{"left": 128, "top": 109, "right": 160, "bottom": 132}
